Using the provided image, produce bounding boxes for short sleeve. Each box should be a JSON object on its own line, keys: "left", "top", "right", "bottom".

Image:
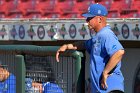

{"left": 84, "top": 39, "right": 92, "bottom": 54}
{"left": 43, "top": 82, "right": 64, "bottom": 93}
{"left": 104, "top": 34, "right": 124, "bottom": 57}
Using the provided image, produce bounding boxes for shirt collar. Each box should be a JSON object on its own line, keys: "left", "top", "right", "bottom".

{"left": 96, "top": 25, "right": 111, "bottom": 35}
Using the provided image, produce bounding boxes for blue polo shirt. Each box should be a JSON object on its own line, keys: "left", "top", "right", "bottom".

{"left": 85, "top": 26, "right": 124, "bottom": 93}
{"left": 0, "top": 74, "right": 16, "bottom": 93}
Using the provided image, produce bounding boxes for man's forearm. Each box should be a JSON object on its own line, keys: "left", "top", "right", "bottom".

{"left": 62, "top": 41, "right": 85, "bottom": 50}
{"left": 103, "top": 50, "right": 125, "bottom": 74}
{"left": 72, "top": 41, "right": 85, "bottom": 50}
{"left": 56, "top": 41, "right": 85, "bottom": 62}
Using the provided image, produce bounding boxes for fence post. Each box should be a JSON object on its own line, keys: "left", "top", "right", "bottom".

{"left": 72, "top": 51, "right": 84, "bottom": 93}
{"left": 15, "top": 55, "right": 25, "bottom": 93}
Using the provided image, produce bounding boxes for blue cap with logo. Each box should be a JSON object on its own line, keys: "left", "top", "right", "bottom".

{"left": 82, "top": 3, "right": 108, "bottom": 18}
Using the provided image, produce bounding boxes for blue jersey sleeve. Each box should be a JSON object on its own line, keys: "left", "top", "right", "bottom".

{"left": 104, "top": 34, "right": 124, "bottom": 57}
{"left": 7, "top": 74, "right": 16, "bottom": 93}
{"left": 85, "top": 39, "right": 92, "bottom": 54}
{"left": 42, "top": 82, "right": 64, "bottom": 93}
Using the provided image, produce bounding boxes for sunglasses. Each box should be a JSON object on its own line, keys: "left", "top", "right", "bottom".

{"left": 86, "top": 17, "right": 94, "bottom": 22}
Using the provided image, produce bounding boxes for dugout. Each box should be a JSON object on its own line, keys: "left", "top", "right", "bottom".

{"left": 0, "top": 45, "right": 84, "bottom": 93}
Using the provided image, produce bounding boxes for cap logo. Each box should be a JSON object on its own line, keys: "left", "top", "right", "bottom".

{"left": 98, "top": 10, "right": 101, "bottom": 14}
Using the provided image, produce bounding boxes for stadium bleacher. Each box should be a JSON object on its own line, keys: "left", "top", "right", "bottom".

{"left": 0, "top": 0, "right": 139, "bottom": 18}
{"left": 0, "top": 0, "right": 6, "bottom": 18}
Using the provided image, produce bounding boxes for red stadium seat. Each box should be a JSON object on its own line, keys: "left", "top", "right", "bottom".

{"left": 0, "top": 1, "right": 7, "bottom": 16}
{"left": 23, "top": 13, "right": 42, "bottom": 18}
{"left": 56, "top": 0, "right": 77, "bottom": 15}
{"left": 60, "top": 13, "right": 80, "bottom": 18}
{"left": 110, "top": 0, "right": 131, "bottom": 12}
{"left": 0, "top": 1, "right": 20, "bottom": 17}
{"left": 18, "top": 0, "right": 28, "bottom": 1}
{"left": 120, "top": 10, "right": 139, "bottom": 18}
{"left": 2, "top": 0, "right": 139, "bottom": 18}
{"left": 42, "top": 13, "right": 60, "bottom": 18}
{"left": 37, "top": 0, "right": 58, "bottom": 16}
{"left": 18, "top": 0, "right": 40, "bottom": 16}
{"left": 76, "top": 0, "right": 94, "bottom": 14}
{"left": 108, "top": 0, "right": 131, "bottom": 18}
{"left": 108, "top": 10, "right": 120, "bottom": 18}
{"left": 5, "top": 0, "right": 15, "bottom": 1}
{"left": 131, "top": 0, "right": 140, "bottom": 11}
{"left": 0, "top": 13, "right": 6, "bottom": 19}
{"left": 115, "top": 0, "right": 140, "bottom": 18}
{"left": 6, "top": 14, "right": 23, "bottom": 18}
{"left": 6, "top": 0, "right": 23, "bottom": 17}
{"left": 18, "top": 0, "right": 41, "bottom": 1}
{"left": 97, "top": 0, "right": 112, "bottom": 10}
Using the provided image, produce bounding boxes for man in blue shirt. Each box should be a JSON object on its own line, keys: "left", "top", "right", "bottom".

{"left": 25, "top": 78, "right": 64, "bottom": 93}
{"left": 0, "top": 65, "right": 16, "bottom": 93}
{"left": 56, "top": 3, "right": 125, "bottom": 93}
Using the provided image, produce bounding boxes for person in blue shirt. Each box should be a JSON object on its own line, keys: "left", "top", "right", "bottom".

{"left": 0, "top": 65, "right": 16, "bottom": 93}
{"left": 25, "top": 61, "right": 63, "bottom": 93}
{"left": 25, "top": 78, "right": 64, "bottom": 93}
{"left": 56, "top": 3, "right": 125, "bottom": 93}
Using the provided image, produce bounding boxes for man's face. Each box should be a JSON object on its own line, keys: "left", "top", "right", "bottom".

{"left": 86, "top": 16, "right": 98, "bottom": 31}
{"left": 86, "top": 16, "right": 105, "bottom": 32}
{"left": 0, "top": 67, "right": 5, "bottom": 81}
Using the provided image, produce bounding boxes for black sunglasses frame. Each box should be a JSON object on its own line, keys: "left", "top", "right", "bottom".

{"left": 86, "top": 17, "right": 94, "bottom": 22}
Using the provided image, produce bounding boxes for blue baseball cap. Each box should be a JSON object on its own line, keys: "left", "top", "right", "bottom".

{"left": 82, "top": 3, "right": 108, "bottom": 18}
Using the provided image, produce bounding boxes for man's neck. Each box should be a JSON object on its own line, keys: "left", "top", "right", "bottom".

{"left": 96, "top": 24, "right": 107, "bottom": 33}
